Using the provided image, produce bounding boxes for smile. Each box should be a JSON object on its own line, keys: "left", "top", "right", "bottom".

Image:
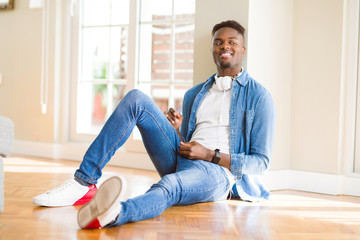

{"left": 220, "top": 51, "right": 233, "bottom": 58}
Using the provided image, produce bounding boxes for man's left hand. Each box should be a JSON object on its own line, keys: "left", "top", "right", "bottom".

{"left": 178, "top": 141, "right": 213, "bottom": 162}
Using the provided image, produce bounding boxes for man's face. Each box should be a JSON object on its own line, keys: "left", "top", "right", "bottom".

{"left": 211, "top": 27, "right": 246, "bottom": 73}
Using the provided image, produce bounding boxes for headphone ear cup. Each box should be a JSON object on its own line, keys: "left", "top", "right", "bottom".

{"left": 215, "top": 76, "right": 232, "bottom": 91}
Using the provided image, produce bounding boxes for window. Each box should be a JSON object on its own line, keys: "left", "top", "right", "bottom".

{"left": 75, "top": 0, "right": 130, "bottom": 135}
{"left": 71, "top": 0, "right": 195, "bottom": 139}
{"left": 137, "top": 0, "right": 195, "bottom": 113}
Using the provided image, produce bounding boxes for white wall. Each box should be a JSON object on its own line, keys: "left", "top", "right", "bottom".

{"left": 291, "top": 0, "right": 343, "bottom": 174}
{"left": 243, "top": 0, "right": 360, "bottom": 196}
{"left": 247, "top": 0, "right": 345, "bottom": 175}
{"left": 0, "top": 0, "right": 55, "bottom": 142}
{"left": 247, "top": 0, "right": 293, "bottom": 171}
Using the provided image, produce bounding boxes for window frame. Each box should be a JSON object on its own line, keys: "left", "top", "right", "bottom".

{"left": 341, "top": 0, "right": 360, "bottom": 177}
{"left": 69, "top": 0, "right": 136, "bottom": 143}
{"left": 353, "top": 0, "right": 360, "bottom": 174}
{"left": 69, "top": 0, "right": 195, "bottom": 153}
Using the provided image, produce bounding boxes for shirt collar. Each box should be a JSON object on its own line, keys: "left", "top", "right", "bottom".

{"left": 233, "top": 67, "right": 250, "bottom": 86}
{"left": 215, "top": 67, "right": 243, "bottom": 79}
{"left": 210, "top": 67, "right": 249, "bottom": 87}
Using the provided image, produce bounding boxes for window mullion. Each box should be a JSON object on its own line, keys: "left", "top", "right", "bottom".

{"left": 106, "top": 1, "right": 113, "bottom": 119}
{"left": 169, "top": 0, "right": 176, "bottom": 108}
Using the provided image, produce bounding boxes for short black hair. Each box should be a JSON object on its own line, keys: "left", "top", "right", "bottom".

{"left": 212, "top": 20, "right": 246, "bottom": 40}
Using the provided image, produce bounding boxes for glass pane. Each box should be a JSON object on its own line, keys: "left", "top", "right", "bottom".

{"left": 81, "top": 27, "right": 110, "bottom": 81}
{"left": 138, "top": 83, "right": 169, "bottom": 112}
{"left": 174, "top": 0, "right": 195, "bottom": 20}
{"left": 110, "top": 27, "right": 128, "bottom": 80}
{"left": 76, "top": 82, "right": 94, "bottom": 134}
{"left": 111, "top": 0, "right": 130, "bottom": 25}
{"left": 140, "top": 0, "right": 172, "bottom": 22}
{"left": 92, "top": 84, "right": 108, "bottom": 127}
{"left": 138, "top": 24, "right": 172, "bottom": 83}
{"left": 83, "top": 0, "right": 111, "bottom": 26}
{"left": 77, "top": 83, "right": 127, "bottom": 134}
{"left": 174, "top": 23, "right": 194, "bottom": 83}
{"left": 91, "top": 84, "right": 127, "bottom": 130}
{"left": 173, "top": 84, "right": 191, "bottom": 112}
{"left": 112, "top": 84, "right": 126, "bottom": 107}
{"left": 152, "top": 24, "right": 171, "bottom": 82}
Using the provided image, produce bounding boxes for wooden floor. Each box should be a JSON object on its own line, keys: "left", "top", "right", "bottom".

{"left": 1, "top": 155, "right": 360, "bottom": 240}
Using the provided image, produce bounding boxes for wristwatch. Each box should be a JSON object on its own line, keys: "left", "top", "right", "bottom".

{"left": 211, "top": 149, "right": 221, "bottom": 164}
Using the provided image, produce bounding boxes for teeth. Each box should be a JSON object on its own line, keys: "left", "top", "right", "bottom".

{"left": 221, "top": 52, "right": 231, "bottom": 58}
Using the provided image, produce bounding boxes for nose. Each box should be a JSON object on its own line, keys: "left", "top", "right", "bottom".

{"left": 221, "top": 42, "right": 230, "bottom": 50}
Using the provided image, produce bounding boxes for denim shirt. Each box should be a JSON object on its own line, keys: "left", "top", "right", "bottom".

{"left": 180, "top": 69, "right": 276, "bottom": 201}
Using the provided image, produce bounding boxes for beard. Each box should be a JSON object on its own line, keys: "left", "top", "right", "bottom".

{"left": 220, "top": 61, "right": 231, "bottom": 69}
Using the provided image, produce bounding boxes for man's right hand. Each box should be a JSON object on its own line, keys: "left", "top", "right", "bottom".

{"left": 164, "top": 108, "right": 183, "bottom": 130}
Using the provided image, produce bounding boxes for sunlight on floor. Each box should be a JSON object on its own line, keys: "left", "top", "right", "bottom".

{"left": 3, "top": 156, "right": 76, "bottom": 173}
{"left": 225, "top": 191, "right": 360, "bottom": 231}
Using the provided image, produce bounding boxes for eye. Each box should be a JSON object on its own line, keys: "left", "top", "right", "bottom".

{"left": 229, "top": 41, "right": 237, "bottom": 45}
{"left": 214, "top": 41, "right": 222, "bottom": 46}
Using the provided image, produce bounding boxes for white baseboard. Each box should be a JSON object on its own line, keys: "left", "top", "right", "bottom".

{"left": 264, "top": 169, "right": 360, "bottom": 196}
{"left": 12, "top": 140, "right": 360, "bottom": 196}
{"left": 13, "top": 139, "right": 155, "bottom": 171}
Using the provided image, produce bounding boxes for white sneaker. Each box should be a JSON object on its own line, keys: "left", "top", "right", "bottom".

{"left": 33, "top": 178, "right": 97, "bottom": 207}
{"left": 77, "top": 176, "right": 125, "bottom": 229}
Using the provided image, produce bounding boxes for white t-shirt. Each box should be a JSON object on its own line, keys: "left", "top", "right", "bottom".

{"left": 190, "top": 72, "right": 245, "bottom": 191}
{"left": 190, "top": 82, "right": 231, "bottom": 154}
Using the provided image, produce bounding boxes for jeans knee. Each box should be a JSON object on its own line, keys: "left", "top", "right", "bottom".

{"left": 119, "top": 89, "right": 154, "bottom": 110}
{"left": 125, "top": 89, "right": 148, "bottom": 102}
{"left": 150, "top": 174, "right": 181, "bottom": 203}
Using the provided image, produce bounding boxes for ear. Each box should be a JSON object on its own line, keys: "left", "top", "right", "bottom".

{"left": 242, "top": 47, "right": 246, "bottom": 56}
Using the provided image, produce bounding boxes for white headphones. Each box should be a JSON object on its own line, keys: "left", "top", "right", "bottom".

{"left": 214, "top": 75, "right": 233, "bottom": 91}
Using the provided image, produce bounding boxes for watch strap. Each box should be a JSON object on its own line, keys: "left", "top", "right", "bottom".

{"left": 211, "top": 149, "right": 221, "bottom": 164}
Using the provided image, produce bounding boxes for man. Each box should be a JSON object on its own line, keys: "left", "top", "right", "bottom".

{"left": 33, "top": 20, "right": 275, "bottom": 229}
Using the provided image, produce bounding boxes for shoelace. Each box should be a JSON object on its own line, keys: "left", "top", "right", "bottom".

{"left": 46, "top": 179, "right": 75, "bottom": 194}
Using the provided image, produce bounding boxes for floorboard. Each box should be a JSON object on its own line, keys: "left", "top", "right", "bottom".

{"left": 1, "top": 155, "right": 360, "bottom": 240}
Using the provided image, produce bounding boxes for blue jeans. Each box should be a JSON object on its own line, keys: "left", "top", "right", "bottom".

{"left": 74, "top": 89, "right": 230, "bottom": 226}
